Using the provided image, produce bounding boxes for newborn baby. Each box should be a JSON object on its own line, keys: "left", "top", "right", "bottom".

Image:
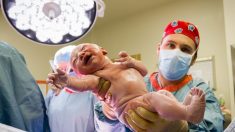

{"left": 47, "top": 43, "right": 205, "bottom": 129}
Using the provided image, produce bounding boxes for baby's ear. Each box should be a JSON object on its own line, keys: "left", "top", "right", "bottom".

{"left": 101, "top": 48, "right": 108, "bottom": 55}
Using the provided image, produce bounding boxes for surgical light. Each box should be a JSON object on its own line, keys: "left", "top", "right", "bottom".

{"left": 1, "top": 0, "right": 105, "bottom": 45}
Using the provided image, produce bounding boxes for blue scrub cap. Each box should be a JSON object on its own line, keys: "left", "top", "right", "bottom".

{"left": 54, "top": 45, "right": 76, "bottom": 67}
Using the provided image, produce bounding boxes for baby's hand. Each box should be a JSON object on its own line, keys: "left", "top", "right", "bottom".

{"left": 46, "top": 68, "right": 69, "bottom": 90}
{"left": 115, "top": 51, "right": 135, "bottom": 68}
{"left": 50, "top": 86, "right": 62, "bottom": 96}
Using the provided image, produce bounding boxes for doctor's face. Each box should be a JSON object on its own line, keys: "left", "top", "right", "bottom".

{"left": 159, "top": 34, "right": 196, "bottom": 55}
{"left": 158, "top": 34, "right": 197, "bottom": 65}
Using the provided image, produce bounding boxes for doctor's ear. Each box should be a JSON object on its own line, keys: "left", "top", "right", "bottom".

{"left": 156, "top": 42, "right": 161, "bottom": 56}
{"left": 190, "top": 52, "right": 198, "bottom": 66}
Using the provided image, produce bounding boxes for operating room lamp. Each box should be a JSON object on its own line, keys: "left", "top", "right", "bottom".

{"left": 1, "top": 0, "right": 105, "bottom": 45}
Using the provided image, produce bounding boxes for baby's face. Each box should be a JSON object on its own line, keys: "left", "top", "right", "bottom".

{"left": 70, "top": 43, "right": 106, "bottom": 74}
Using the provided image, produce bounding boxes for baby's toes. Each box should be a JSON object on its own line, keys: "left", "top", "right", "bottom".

{"left": 190, "top": 88, "right": 197, "bottom": 95}
{"left": 195, "top": 88, "right": 201, "bottom": 95}
{"left": 196, "top": 88, "right": 204, "bottom": 96}
{"left": 190, "top": 88, "right": 195, "bottom": 94}
{"left": 200, "top": 93, "right": 206, "bottom": 102}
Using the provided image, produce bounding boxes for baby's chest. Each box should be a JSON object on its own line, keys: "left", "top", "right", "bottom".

{"left": 108, "top": 69, "right": 145, "bottom": 93}
{"left": 108, "top": 69, "right": 140, "bottom": 83}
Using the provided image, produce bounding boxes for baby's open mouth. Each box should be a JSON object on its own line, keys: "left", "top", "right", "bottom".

{"left": 83, "top": 54, "right": 92, "bottom": 65}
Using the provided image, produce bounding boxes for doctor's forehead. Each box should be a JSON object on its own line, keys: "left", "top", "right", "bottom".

{"left": 162, "top": 34, "right": 195, "bottom": 49}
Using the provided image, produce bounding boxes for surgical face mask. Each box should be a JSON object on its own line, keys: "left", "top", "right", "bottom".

{"left": 158, "top": 48, "right": 196, "bottom": 81}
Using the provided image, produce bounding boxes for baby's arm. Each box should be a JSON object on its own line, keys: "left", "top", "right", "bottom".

{"left": 129, "top": 58, "right": 148, "bottom": 76}
{"left": 67, "top": 75, "right": 100, "bottom": 92}
{"left": 115, "top": 51, "right": 148, "bottom": 76}
{"left": 69, "top": 76, "right": 114, "bottom": 107}
{"left": 47, "top": 68, "right": 99, "bottom": 92}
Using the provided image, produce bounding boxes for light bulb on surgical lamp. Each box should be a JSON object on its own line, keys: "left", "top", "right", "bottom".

{"left": 1, "top": 0, "right": 105, "bottom": 45}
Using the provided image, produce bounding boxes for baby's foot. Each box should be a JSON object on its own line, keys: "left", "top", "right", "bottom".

{"left": 185, "top": 88, "right": 206, "bottom": 124}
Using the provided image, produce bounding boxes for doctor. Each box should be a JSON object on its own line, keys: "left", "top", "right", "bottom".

{"left": 95, "top": 20, "right": 224, "bottom": 132}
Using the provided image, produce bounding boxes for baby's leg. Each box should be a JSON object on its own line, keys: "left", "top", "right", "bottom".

{"left": 144, "top": 91, "right": 188, "bottom": 121}
{"left": 158, "top": 90, "right": 178, "bottom": 102}
{"left": 185, "top": 88, "right": 206, "bottom": 124}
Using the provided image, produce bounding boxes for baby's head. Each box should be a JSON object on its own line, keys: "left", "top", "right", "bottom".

{"left": 70, "top": 43, "right": 108, "bottom": 75}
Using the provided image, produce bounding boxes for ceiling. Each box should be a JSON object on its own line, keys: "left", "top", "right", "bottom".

{"left": 95, "top": 0, "right": 174, "bottom": 26}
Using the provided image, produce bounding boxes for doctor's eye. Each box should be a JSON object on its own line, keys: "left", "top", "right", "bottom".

{"left": 166, "top": 42, "right": 176, "bottom": 49}
{"left": 181, "top": 47, "right": 193, "bottom": 54}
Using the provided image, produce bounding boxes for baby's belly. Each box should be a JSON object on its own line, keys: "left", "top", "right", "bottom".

{"left": 104, "top": 80, "right": 147, "bottom": 120}
{"left": 116, "top": 95, "right": 150, "bottom": 127}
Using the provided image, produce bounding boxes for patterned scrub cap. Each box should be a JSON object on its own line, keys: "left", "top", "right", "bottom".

{"left": 162, "top": 20, "right": 200, "bottom": 48}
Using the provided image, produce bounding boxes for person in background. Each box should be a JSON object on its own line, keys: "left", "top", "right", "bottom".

{"left": 0, "top": 41, "right": 50, "bottom": 132}
{"left": 94, "top": 20, "right": 224, "bottom": 132}
{"left": 45, "top": 45, "right": 99, "bottom": 132}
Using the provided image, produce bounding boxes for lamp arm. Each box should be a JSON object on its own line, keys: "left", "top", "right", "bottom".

{"left": 94, "top": 0, "right": 105, "bottom": 17}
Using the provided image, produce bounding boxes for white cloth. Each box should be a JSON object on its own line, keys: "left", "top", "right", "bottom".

{"left": 0, "top": 123, "right": 26, "bottom": 132}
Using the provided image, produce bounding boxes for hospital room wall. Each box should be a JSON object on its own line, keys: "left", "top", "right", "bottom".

{"left": 91, "top": 0, "right": 231, "bottom": 109}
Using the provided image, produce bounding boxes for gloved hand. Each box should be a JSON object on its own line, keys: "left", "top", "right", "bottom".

{"left": 123, "top": 95, "right": 188, "bottom": 132}
{"left": 96, "top": 78, "right": 117, "bottom": 120}
{"left": 95, "top": 77, "right": 111, "bottom": 101}
{"left": 125, "top": 107, "right": 188, "bottom": 132}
